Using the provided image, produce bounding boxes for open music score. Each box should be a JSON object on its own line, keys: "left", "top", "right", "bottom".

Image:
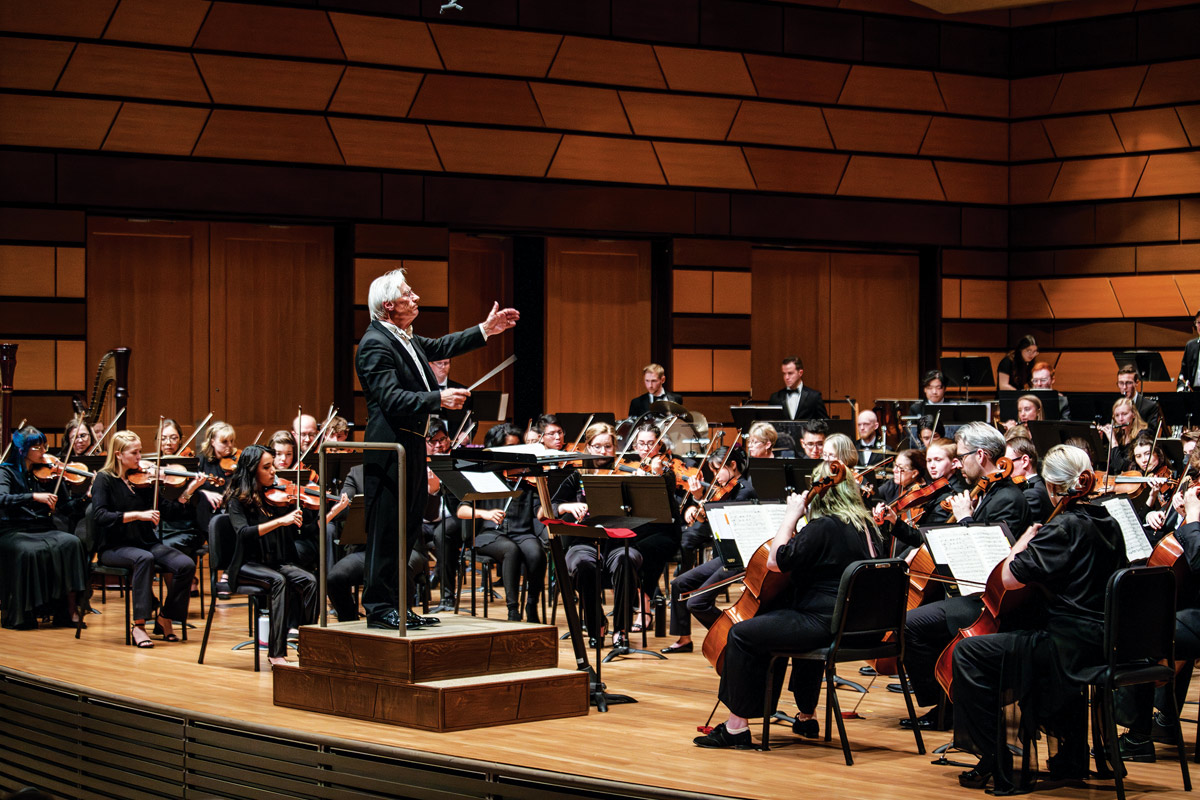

{"left": 1099, "top": 496, "right": 1153, "bottom": 561}
{"left": 922, "top": 524, "right": 1013, "bottom": 595}
{"left": 707, "top": 502, "right": 792, "bottom": 569}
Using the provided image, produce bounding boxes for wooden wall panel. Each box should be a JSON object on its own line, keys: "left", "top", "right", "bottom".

{"left": 1050, "top": 66, "right": 1147, "bottom": 114}
{"left": 530, "top": 84, "right": 631, "bottom": 134}
{"left": 837, "top": 65, "right": 945, "bottom": 112}
{"left": 545, "top": 238, "right": 650, "bottom": 417}
{"left": 653, "top": 142, "right": 755, "bottom": 190}
{"left": 328, "top": 13, "right": 441, "bottom": 69}
{"left": 330, "top": 119, "right": 442, "bottom": 172}
{"left": 1111, "top": 107, "right": 1191, "bottom": 152}
{"left": 620, "top": 92, "right": 740, "bottom": 140}
{"left": 934, "top": 73, "right": 1008, "bottom": 118}
{"left": 194, "top": 110, "right": 343, "bottom": 165}
{"left": 920, "top": 117, "right": 1007, "bottom": 161}
{"left": 103, "top": 0, "right": 211, "bottom": 48}
{"left": 712, "top": 349, "right": 751, "bottom": 393}
{"left": 429, "top": 24, "right": 560, "bottom": 78}
{"left": 727, "top": 102, "right": 832, "bottom": 149}
{"left": 838, "top": 157, "right": 945, "bottom": 202}
{"left": 1136, "top": 152, "right": 1200, "bottom": 197}
{"left": 446, "top": 235, "right": 513, "bottom": 400}
{"left": 673, "top": 348, "right": 712, "bottom": 393}
{"left": 1135, "top": 59, "right": 1200, "bottom": 106}
{"left": 546, "top": 135, "right": 664, "bottom": 185}
{"left": 410, "top": 75, "right": 546, "bottom": 128}
{"left": 9, "top": 339, "right": 56, "bottom": 391}
{"left": 1048, "top": 155, "right": 1147, "bottom": 202}
{"left": 750, "top": 249, "right": 830, "bottom": 401}
{"left": 103, "top": 103, "right": 209, "bottom": 156}
{"left": 673, "top": 270, "right": 712, "bottom": 314}
{"left": 0, "top": 245, "right": 55, "bottom": 295}
{"left": 1041, "top": 115, "right": 1125, "bottom": 158}
{"left": 58, "top": 43, "right": 209, "bottom": 103}
{"left": 1137, "top": 244, "right": 1200, "bottom": 272}
{"left": 743, "top": 149, "right": 847, "bottom": 195}
{"left": 823, "top": 109, "right": 930, "bottom": 155}
{"left": 0, "top": 94, "right": 120, "bottom": 150}
{"left": 427, "top": 127, "right": 559, "bottom": 177}
{"left": 0, "top": 37, "right": 74, "bottom": 91}
{"left": 198, "top": 4, "right": 345, "bottom": 61}
{"left": 56, "top": 248, "right": 85, "bottom": 297}
{"left": 654, "top": 46, "right": 756, "bottom": 96}
{"left": 195, "top": 55, "right": 343, "bottom": 111}
{"left": 327, "top": 67, "right": 422, "bottom": 118}
{"left": 0, "top": 0, "right": 118, "bottom": 38}
{"left": 712, "top": 272, "right": 751, "bottom": 315}
{"left": 742, "top": 54, "right": 848, "bottom": 104}
{"left": 208, "top": 223, "right": 334, "bottom": 431}
{"left": 1110, "top": 274, "right": 1190, "bottom": 316}
{"left": 86, "top": 219, "right": 211, "bottom": 428}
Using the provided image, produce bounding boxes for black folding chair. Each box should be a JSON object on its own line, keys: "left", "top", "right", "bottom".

{"left": 1089, "top": 565, "right": 1191, "bottom": 800}
{"left": 197, "top": 514, "right": 267, "bottom": 672}
{"left": 762, "top": 558, "right": 925, "bottom": 764}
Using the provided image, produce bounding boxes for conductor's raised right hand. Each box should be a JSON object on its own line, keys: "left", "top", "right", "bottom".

{"left": 440, "top": 387, "right": 470, "bottom": 410}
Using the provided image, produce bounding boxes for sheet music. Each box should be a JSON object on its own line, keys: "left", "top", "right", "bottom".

{"left": 924, "top": 525, "right": 1011, "bottom": 595}
{"left": 461, "top": 471, "right": 511, "bottom": 493}
{"left": 1100, "top": 497, "right": 1153, "bottom": 561}
{"left": 711, "top": 503, "right": 790, "bottom": 566}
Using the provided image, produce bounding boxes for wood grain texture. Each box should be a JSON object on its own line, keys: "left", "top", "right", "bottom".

{"left": 750, "top": 249, "right": 830, "bottom": 401}
{"left": 57, "top": 44, "right": 208, "bottom": 103}
{"left": 548, "top": 36, "right": 667, "bottom": 90}
{"left": 653, "top": 46, "right": 756, "bottom": 96}
{"left": 0, "top": 93, "right": 120, "bottom": 150}
{"left": 197, "top": 3, "right": 345, "bottom": 60}
{"left": 330, "top": 118, "right": 442, "bottom": 171}
{"left": 429, "top": 23, "right": 561, "bottom": 78}
{"left": 328, "top": 66, "right": 423, "bottom": 118}
{"left": 427, "top": 126, "right": 559, "bottom": 177}
{"left": 530, "top": 83, "right": 631, "bottom": 134}
{"left": 0, "top": 37, "right": 75, "bottom": 91}
{"left": 410, "top": 74, "right": 546, "bottom": 128}
{"left": 0, "top": 0, "right": 117, "bottom": 38}
{"left": 838, "top": 65, "right": 946, "bottom": 112}
{"left": 103, "top": 0, "right": 211, "bottom": 48}
{"left": 545, "top": 135, "right": 665, "bottom": 185}
{"left": 102, "top": 103, "right": 209, "bottom": 156}
{"left": 445, "top": 234, "right": 514, "bottom": 402}
{"left": 653, "top": 141, "right": 755, "bottom": 190}
{"left": 194, "top": 109, "right": 344, "bottom": 165}
{"left": 195, "top": 55, "right": 343, "bottom": 111}
{"left": 743, "top": 54, "right": 848, "bottom": 104}
{"left": 621, "top": 92, "right": 741, "bottom": 140}
{"left": 727, "top": 102, "right": 834, "bottom": 149}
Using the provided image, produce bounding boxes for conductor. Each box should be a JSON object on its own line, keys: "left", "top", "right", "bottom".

{"left": 356, "top": 269, "right": 519, "bottom": 629}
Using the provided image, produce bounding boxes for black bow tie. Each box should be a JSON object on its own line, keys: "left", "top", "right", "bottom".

{"left": 786, "top": 388, "right": 799, "bottom": 395}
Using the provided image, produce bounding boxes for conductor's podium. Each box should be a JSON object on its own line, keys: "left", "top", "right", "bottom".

{"left": 273, "top": 616, "right": 589, "bottom": 732}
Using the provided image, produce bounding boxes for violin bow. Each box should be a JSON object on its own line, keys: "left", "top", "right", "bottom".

{"left": 679, "top": 430, "right": 727, "bottom": 515}
{"left": 152, "top": 416, "right": 164, "bottom": 520}
{"left": 0, "top": 418, "right": 26, "bottom": 463}
{"left": 299, "top": 407, "right": 337, "bottom": 466}
{"left": 85, "top": 408, "right": 125, "bottom": 455}
{"left": 701, "top": 432, "right": 738, "bottom": 504}
{"left": 51, "top": 416, "right": 87, "bottom": 499}
{"left": 452, "top": 410, "right": 475, "bottom": 447}
{"left": 296, "top": 406, "right": 305, "bottom": 512}
{"left": 177, "top": 412, "right": 213, "bottom": 459}
{"left": 567, "top": 414, "right": 593, "bottom": 453}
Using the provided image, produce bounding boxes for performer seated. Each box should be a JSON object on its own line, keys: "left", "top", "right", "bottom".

{"left": 224, "top": 445, "right": 318, "bottom": 667}
{"left": 917, "top": 415, "right": 945, "bottom": 449}
{"left": 895, "top": 423, "right": 1030, "bottom": 732}
{"left": 1005, "top": 436, "right": 1050, "bottom": 523}
{"left": 874, "top": 448, "right": 927, "bottom": 507}
{"left": 679, "top": 447, "right": 755, "bottom": 572}
{"left": 60, "top": 418, "right": 95, "bottom": 459}
{"left": 910, "top": 369, "right": 946, "bottom": 417}
{"left": 0, "top": 426, "right": 88, "bottom": 630}
{"left": 745, "top": 421, "right": 777, "bottom": 459}
{"left": 535, "top": 414, "right": 566, "bottom": 451}
{"left": 692, "top": 461, "right": 879, "bottom": 748}
{"left": 92, "top": 431, "right": 203, "bottom": 647}
{"left": 855, "top": 410, "right": 885, "bottom": 465}
{"left": 1117, "top": 364, "right": 1161, "bottom": 431}
{"left": 1000, "top": 394, "right": 1043, "bottom": 432}
{"left": 663, "top": 447, "right": 756, "bottom": 654}
{"left": 422, "top": 419, "right": 462, "bottom": 612}
{"left": 628, "top": 363, "right": 683, "bottom": 419}
{"left": 1030, "top": 361, "right": 1071, "bottom": 420}
{"left": 997, "top": 334, "right": 1039, "bottom": 391}
{"left": 767, "top": 356, "right": 827, "bottom": 420}
{"left": 875, "top": 437, "right": 964, "bottom": 554}
{"left": 1099, "top": 397, "right": 1147, "bottom": 474}
{"left": 457, "top": 423, "right": 548, "bottom": 622}
{"left": 953, "top": 445, "right": 1125, "bottom": 792}
{"left": 821, "top": 433, "right": 858, "bottom": 468}
{"left": 326, "top": 464, "right": 368, "bottom": 621}
{"left": 798, "top": 419, "right": 827, "bottom": 459}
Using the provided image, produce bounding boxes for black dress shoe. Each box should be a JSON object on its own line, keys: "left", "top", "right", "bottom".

{"left": 408, "top": 610, "right": 440, "bottom": 627}
{"left": 1117, "top": 733, "right": 1156, "bottom": 763}
{"left": 693, "top": 723, "right": 753, "bottom": 749}
{"left": 958, "top": 768, "right": 992, "bottom": 790}
{"left": 367, "top": 609, "right": 403, "bottom": 630}
{"left": 661, "top": 641, "right": 693, "bottom": 654}
{"left": 887, "top": 681, "right": 914, "bottom": 694}
{"left": 859, "top": 666, "right": 879, "bottom": 676}
{"left": 900, "top": 707, "right": 953, "bottom": 731}
{"left": 792, "top": 718, "right": 819, "bottom": 738}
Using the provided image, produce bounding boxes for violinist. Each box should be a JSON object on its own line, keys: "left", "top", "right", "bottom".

{"left": 1000, "top": 394, "right": 1042, "bottom": 432}
{"left": 917, "top": 415, "right": 945, "bottom": 449}
{"left": 680, "top": 447, "right": 755, "bottom": 571}
{"left": 51, "top": 418, "right": 94, "bottom": 540}
{"left": 326, "top": 463, "right": 368, "bottom": 621}
{"left": 90, "top": 420, "right": 107, "bottom": 453}
{"left": 874, "top": 448, "right": 927, "bottom": 507}
{"left": 267, "top": 430, "right": 323, "bottom": 570}
{"left": 536, "top": 414, "right": 566, "bottom": 451}
{"left": 798, "top": 419, "right": 827, "bottom": 459}
{"left": 899, "top": 423, "right": 1029, "bottom": 732}
{"left": 1147, "top": 442, "right": 1200, "bottom": 536}
{"left": 327, "top": 415, "right": 350, "bottom": 443}
{"left": 224, "top": 445, "right": 318, "bottom": 667}
{"left": 456, "top": 423, "right": 548, "bottom": 623}
{"left": 196, "top": 422, "right": 236, "bottom": 594}
{"left": 92, "top": 431, "right": 203, "bottom": 647}
{"left": 292, "top": 414, "right": 319, "bottom": 456}
{"left": 909, "top": 369, "right": 946, "bottom": 417}
{"left": 692, "top": 461, "right": 879, "bottom": 748}
{"left": 422, "top": 419, "right": 462, "bottom": 613}
{"left": 876, "top": 437, "right": 963, "bottom": 551}
{"left": 156, "top": 418, "right": 208, "bottom": 560}
{"left": 1127, "top": 432, "right": 1173, "bottom": 519}
{"left": 663, "top": 448, "right": 756, "bottom": 654}
{"left": 997, "top": 334, "right": 1038, "bottom": 391}
{"left": 953, "top": 445, "right": 1125, "bottom": 792}
{"left": 60, "top": 418, "right": 94, "bottom": 459}
{"left": 1117, "top": 365, "right": 1161, "bottom": 431}
{"left": 1099, "top": 397, "right": 1147, "bottom": 473}
{"left": 1005, "top": 436, "right": 1050, "bottom": 523}
{"left": 821, "top": 433, "right": 858, "bottom": 468}
{"left": 745, "top": 421, "right": 777, "bottom": 459}
{"left": 268, "top": 430, "right": 299, "bottom": 473}
{"left": 0, "top": 426, "right": 88, "bottom": 630}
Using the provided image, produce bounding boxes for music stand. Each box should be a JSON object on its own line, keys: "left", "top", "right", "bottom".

{"left": 940, "top": 356, "right": 994, "bottom": 403}
{"left": 555, "top": 412, "right": 617, "bottom": 443}
{"left": 996, "top": 389, "right": 1062, "bottom": 422}
{"left": 747, "top": 457, "right": 821, "bottom": 501}
{"left": 730, "top": 405, "right": 784, "bottom": 431}
{"left": 1024, "top": 421, "right": 1106, "bottom": 468}
{"left": 1154, "top": 392, "right": 1200, "bottom": 430}
{"left": 469, "top": 391, "right": 510, "bottom": 421}
{"left": 1064, "top": 392, "right": 1122, "bottom": 424}
{"left": 582, "top": 473, "right": 675, "bottom": 662}
{"left": 1113, "top": 350, "right": 1171, "bottom": 383}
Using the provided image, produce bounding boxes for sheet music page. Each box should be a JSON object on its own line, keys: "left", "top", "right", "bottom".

{"left": 717, "top": 504, "right": 786, "bottom": 565}
{"left": 1100, "top": 497, "right": 1153, "bottom": 561}
{"left": 462, "top": 471, "right": 511, "bottom": 493}
{"left": 924, "top": 525, "right": 1010, "bottom": 595}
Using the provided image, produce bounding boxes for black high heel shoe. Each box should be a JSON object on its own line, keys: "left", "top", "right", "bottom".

{"left": 792, "top": 718, "right": 819, "bottom": 738}
{"left": 153, "top": 616, "right": 180, "bottom": 642}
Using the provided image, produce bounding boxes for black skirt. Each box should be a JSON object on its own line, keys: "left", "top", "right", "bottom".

{"left": 0, "top": 526, "right": 88, "bottom": 628}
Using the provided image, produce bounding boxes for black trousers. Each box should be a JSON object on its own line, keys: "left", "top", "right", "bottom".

{"left": 679, "top": 522, "right": 712, "bottom": 573}
{"left": 717, "top": 607, "right": 833, "bottom": 719}
{"left": 1125, "top": 614, "right": 1200, "bottom": 736}
{"left": 475, "top": 531, "right": 545, "bottom": 620}
{"left": 633, "top": 531, "right": 678, "bottom": 599}
{"left": 362, "top": 434, "right": 425, "bottom": 620}
{"left": 99, "top": 543, "right": 194, "bottom": 622}
{"left": 327, "top": 551, "right": 365, "bottom": 621}
{"left": 905, "top": 594, "right": 982, "bottom": 707}
{"left": 236, "top": 562, "right": 317, "bottom": 658}
{"left": 669, "top": 556, "right": 731, "bottom": 636}
{"left": 426, "top": 516, "right": 463, "bottom": 597}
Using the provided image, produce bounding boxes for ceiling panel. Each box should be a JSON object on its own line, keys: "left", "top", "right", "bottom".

{"left": 58, "top": 43, "right": 210, "bottom": 103}
{"left": 102, "top": 102, "right": 209, "bottom": 155}
{"left": 548, "top": 37, "right": 666, "bottom": 90}
{"left": 743, "top": 148, "right": 848, "bottom": 193}
{"left": 837, "top": 155, "right": 945, "bottom": 201}
{"left": 743, "top": 53, "right": 848, "bottom": 104}
{"left": 197, "top": 3, "right": 345, "bottom": 60}
{"left": 934, "top": 72, "right": 1008, "bottom": 118}
{"left": 193, "top": 109, "right": 344, "bottom": 164}
{"left": 427, "top": 125, "right": 560, "bottom": 176}
{"left": 530, "top": 83, "right": 630, "bottom": 134}
{"left": 653, "top": 141, "right": 755, "bottom": 189}
{"left": 654, "top": 46, "right": 756, "bottom": 96}
{"left": 196, "top": 54, "right": 343, "bottom": 111}
{"left": 429, "top": 23, "right": 560, "bottom": 78}
{"left": 546, "top": 135, "right": 664, "bottom": 184}
{"left": 329, "top": 118, "right": 442, "bottom": 171}
{"left": 621, "top": 92, "right": 740, "bottom": 140}
{"left": 410, "top": 74, "right": 544, "bottom": 127}
{"left": 0, "top": 0, "right": 117, "bottom": 38}
{"left": 822, "top": 107, "right": 930, "bottom": 154}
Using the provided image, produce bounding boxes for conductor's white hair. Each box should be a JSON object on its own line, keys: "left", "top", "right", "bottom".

{"left": 368, "top": 268, "right": 408, "bottom": 321}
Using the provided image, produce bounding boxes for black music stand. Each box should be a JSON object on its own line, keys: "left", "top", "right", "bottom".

{"left": 429, "top": 462, "right": 521, "bottom": 617}
{"left": 940, "top": 356, "right": 994, "bottom": 403}
{"left": 555, "top": 412, "right": 617, "bottom": 443}
{"left": 1065, "top": 391, "right": 1122, "bottom": 424}
{"left": 1024, "top": 421, "right": 1106, "bottom": 468}
{"left": 543, "top": 519, "right": 641, "bottom": 710}
{"left": 1155, "top": 392, "right": 1200, "bottom": 430}
{"left": 730, "top": 405, "right": 784, "bottom": 431}
{"left": 747, "top": 457, "right": 821, "bottom": 501}
{"left": 469, "top": 391, "right": 510, "bottom": 421}
{"left": 1114, "top": 350, "right": 1171, "bottom": 383}
{"left": 581, "top": 473, "right": 675, "bottom": 662}
{"left": 996, "top": 389, "right": 1063, "bottom": 422}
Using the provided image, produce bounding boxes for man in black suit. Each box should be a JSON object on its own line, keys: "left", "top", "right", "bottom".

{"left": 1117, "top": 365, "right": 1161, "bottom": 430}
{"left": 429, "top": 357, "right": 472, "bottom": 437}
{"left": 855, "top": 409, "right": 886, "bottom": 465}
{"left": 1177, "top": 310, "right": 1200, "bottom": 391}
{"left": 356, "top": 269, "right": 518, "bottom": 630}
{"left": 627, "top": 363, "right": 683, "bottom": 418}
{"left": 1030, "top": 362, "right": 1071, "bottom": 420}
{"left": 766, "top": 356, "right": 827, "bottom": 420}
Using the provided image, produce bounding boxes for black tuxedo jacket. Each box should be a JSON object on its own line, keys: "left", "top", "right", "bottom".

{"left": 1180, "top": 338, "right": 1200, "bottom": 390}
{"left": 628, "top": 390, "right": 683, "bottom": 419}
{"left": 767, "top": 386, "right": 828, "bottom": 420}
{"left": 1134, "top": 392, "right": 1161, "bottom": 431}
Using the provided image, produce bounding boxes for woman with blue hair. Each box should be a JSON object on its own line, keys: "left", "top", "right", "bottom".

{"left": 0, "top": 426, "right": 89, "bottom": 629}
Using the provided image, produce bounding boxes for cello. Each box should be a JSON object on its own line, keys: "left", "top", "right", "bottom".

{"left": 701, "top": 461, "right": 847, "bottom": 675}
{"left": 934, "top": 469, "right": 1096, "bottom": 700}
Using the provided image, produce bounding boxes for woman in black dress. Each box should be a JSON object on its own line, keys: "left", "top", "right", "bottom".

{"left": 223, "top": 445, "right": 318, "bottom": 668}
{"left": 0, "top": 426, "right": 88, "bottom": 629}
{"left": 92, "top": 430, "right": 202, "bottom": 647}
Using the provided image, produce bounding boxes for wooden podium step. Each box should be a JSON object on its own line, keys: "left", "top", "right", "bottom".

{"left": 272, "top": 617, "right": 590, "bottom": 732}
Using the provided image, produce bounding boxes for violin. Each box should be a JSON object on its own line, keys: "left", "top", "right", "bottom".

{"left": 127, "top": 462, "right": 224, "bottom": 490}
{"left": 218, "top": 448, "right": 241, "bottom": 475}
{"left": 32, "top": 454, "right": 95, "bottom": 488}
{"left": 934, "top": 469, "right": 1095, "bottom": 700}
{"left": 266, "top": 478, "right": 338, "bottom": 510}
{"left": 873, "top": 476, "right": 950, "bottom": 527}
{"left": 941, "top": 457, "right": 1013, "bottom": 523}
{"left": 702, "top": 461, "right": 847, "bottom": 674}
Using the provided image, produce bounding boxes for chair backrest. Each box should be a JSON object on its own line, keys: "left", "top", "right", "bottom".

{"left": 339, "top": 496, "right": 367, "bottom": 546}
{"left": 81, "top": 502, "right": 98, "bottom": 557}
{"left": 1105, "top": 565, "right": 1176, "bottom": 667}
{"left": 207, "top": 513, "right": 237, "bottom": 574}
{"left": 829, "top": 558, "right": 909, "bottom": 640}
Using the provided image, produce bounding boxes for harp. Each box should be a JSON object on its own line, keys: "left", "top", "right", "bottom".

{"left": 1, "top": 342, "right": 16, "bottom": 449}
{"left": 80, "top": 348, "right": 131, "bottom": 427}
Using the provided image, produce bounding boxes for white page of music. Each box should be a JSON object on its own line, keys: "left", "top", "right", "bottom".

{"left": 1100, "top": 497, "right": 1153, "bottom": 562}
{"left": 924, "top": 525, "right": 1011, "bottom": 595}
{"left": 713, "top": 503, "right": 791, "bottom": 566}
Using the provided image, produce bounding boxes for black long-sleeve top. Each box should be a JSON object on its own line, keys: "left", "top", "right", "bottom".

{"left": 0, "top": 462, "right": 86, "bottom": 536}
{"left": 226, "top": 495, "right": 317, "bottom": 585}
{"left": 92, "top": 471, "right": 161, "bottom": 551}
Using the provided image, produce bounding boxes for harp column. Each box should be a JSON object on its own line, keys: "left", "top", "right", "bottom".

{"left": 1, "top": 343, "right": 16, "bottom": 449}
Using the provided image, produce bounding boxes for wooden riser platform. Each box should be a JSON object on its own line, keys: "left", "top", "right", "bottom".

{"left": 273, "top": 616, "right": 589, "bottom": 731}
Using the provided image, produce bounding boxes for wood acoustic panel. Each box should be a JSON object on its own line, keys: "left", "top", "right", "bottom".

{"left": 1055, "top": 247, "right": 1134, "bottom": 275}
{"left": 103, "top": 0, "right": 211, "bottom": 48}
{"left": 0, "top": 37, "right": 74, "bottom": 91}
{"left": 743, "top": 148, "right": 848, "bottom": 194}
{"left": 1009, "top": 162, "right": 1062, "bottom": 205}
{"left": 194, "top": 109, "right": 344, "bottom": 165}
{"left": 1135, "top": 60, "right": 1200, "bottom": 107}
{"left": 1041, "top": 114, "right": 1126, "bottom": 158}
{"left": 1011, "top": 74, "right": 1063, "bottom": 119}
{"left": 1010, "top": 121, "right": 1055, "bottom": 162}
{"left": 713, "top": 349, "right": 751, "bottom": 393}
{"left": 7, "top": 339, "right": 56, "bottom": 391}
{"left": 87, "top": 218, "right": 211, "bottom": 429}
{"left": 1050, "top": 66, "right": 1148, "bottom": 114}
{"left": 1136, "top": 244, "right": 1200, "bottom": 273}
{"left": 399, "top": 260, "right": 449, "bottom": 308}
{"left": 653, "top": 46, "right": 756, "bottom": 96}
{"left": 727, "top": 102, "right": 833, "bottom": 149}
{"left": 742, "top": 54, "right": 848, "bottom": 105}
{"left": 960, "top": 278, "right": 1008, "bottom": 319}
{"left": 0, "top": 245, "right": 55, "bottom": 296}
{"left": 207, "top": 222, "right": 334, "bottom": 432}
{"left": 838, "top": 156, "right": 945, "bottom": 202}
{"left": 673, "top": 348, "right": 712, "bottom": 393}
{"left": 653, "top": 141, "right": 756, "bottom": 190}
{"left": 548, "top": 37, "right": 667, "bottom": 90}
{"left": 620, "top": 92, "right": 740, "bottom": 140}
{"left": 0, "top": 0, "right": 117, "bottom": 38}
{"left": 56, "top": 248, "right": 85, "bottom": 297}
{"left": 1174, "top": 107, "right": 1200, "bottom": 147}
{"left": 328, "top": 67, "right": 423, "bottom": 118}
{"left": 0, "top": 94, "right": 120, "bottom": 150}
{"left": 428, "top": 24, "right": 560, "bottom": 78}
{"left": 934, "top": 161, "right": 1008, "bottom": 205}
{"left": 837, "top": 65, "right": 946, "bottom": 112}
{"left": 1095, "top": 199, "right": 1177, "bottom": 243}
{"left": 750, "top": 249, "right": 830, "bottom": 400}
{"left": 822, "top": 108, "right": 930, "bottom": 155}
{"left": 327, "top": 13, "right": 441, "bottom": 70}
{"left": 1136, "top": 153, "right": 1200, "bottom": 197}
{"left": 546, "top": 135, "right": 665, "bottom": 185}
{"left": 1109, "top": 275, "right": 1190, "bottom": 316}
{"left": 544, "top": 238, "right": 650, "bottom": 417}
{"left": 1111, "top": 107, "right": 1191, "bottom": 153}
{"left": 919, "top": 117, "right": 1008, "bottom": 161}
{"left": 197, "top": 3, "right": 345, "bottom": 61}
{"left": 410, "top": 75, "right": 546, "bottom": 128}
{"left": 713, "top": 271, "right": 751, "bottom": 315}
{"left": 529, "top": 84, "right": 630, "bottom": 134}
{"left": 673, "top": 269, "right": 712, "bottom": 314}
{"left": 1055, "top": 351, "right": 1135, "bottom": 392}
{"left": 933, "top": 73, "right": 1008, "bottom": 118}
{"left": 1169, "top": 274, "right": 1200, "bottom": 314}
{"left": 329, "top": 118, "right": 442, "bottom": 172}
{"left": 427, "top": 126, "right": 559, "bottom": 177}
{"left": 58, "top": 43, "right": 209, "bottom": 103}
{"left": 194, "top": 55, "right": 344, "bottom": 111}
{"left": 942, "top": 277, "right": 962, "bottom": 318}
{"left": 672, "top": 239, "right": 751, "bottom": 269}
{"left": 102, "top": 103, "right": 210, "bottom": 156}
{"left": 446, "top": 234, "right": 513, "bottom": 401}
{"left": 1048, "top": 155, "right": 1147, "bottom": 202}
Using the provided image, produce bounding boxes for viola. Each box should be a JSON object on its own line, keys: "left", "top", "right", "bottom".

{"left": 934, "top": 470, "right": 1095, "bottom": 700}
{"left": 32, "top": 454, "right": 95, "bottom": 487}
{"left": 942, "top": 457, "right": 1013, "bottom": 523}
{"left": 702, "top": 461, "right": 847, "bottom": 674}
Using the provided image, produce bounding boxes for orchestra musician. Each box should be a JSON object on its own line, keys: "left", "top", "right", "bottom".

{"left": 874, "top": 448, "right": 926, "bottom": 507}
{"left": 1000, "top": 394, "right": 1043, "bottom": 432}
{"left": 422, "top": 419, "right": 462, "bottom": 613}
{"left": 327, "top": 415, "right": 350, "bottom": 443}
{"left": 224, "top": 444, "right": 319, "bottom": 667}
{"left": 855, "top": 410, "right": 885, "bottom": 465}
{"left": 997, "top": 334, "right": 1039, "bottom": 391}
{"left": 896, "top": 423, "right": 1030, "bottom": 732}
{"left": 325, "top": 464, "right": 368, "bottom": 621}
{"left": 953, "top": 445, "right": 1125, "bottom": 792}
{"left": 60, "top": 418, "right": 94, "bottom": 459}
{"left": 1030, "top": 362, "right": 1071, "bottom": 420}
{"left": 692, "top": 461, "right": 879, "bottom": 749}
{"left": 1099, "top": 397, "right": 1148, "bottom": 473}
{"left": 355, "top": 268, "right": 517, "bottom": 631}
{"left": 1176, "top": 309, "right": 1200, "bottom": 391}
{"left": 1004, "top": 436, "right": 1050, "bottom": 523}
{"left": 292, "top": 414, "right": 319, "bottom": 457}
{"left": 821, "top": 433, "right": 858, "bottom": 468}
{"left": 767, "top": 356, "right": 827, "bottom": 420}
{"left": 90, "top": 420, "right": 107, "bottom": 453}
{"left": 798, "top": 419, "right": 827, "bottom": 459}
{"left": 917, "top": 415, "right": 945, "bottom": 449}
{"left": 92, "top": 431, "right": 203, "bottom": 647}
{"left": 156, "top": 418, "right": 208, "bottom": 561}
{"left": 0, "top": 426, "right": 88, "bottom": 630}
{"left": 627, "top": 363, "right": 683, "bottom": 419}
{"left": 745, "top": 421, "right": 777, "bottom": 459}
{"left": 1117, "top": 364, "right": 1162, "bottom": 431}
{"left": 875, "top": 437, "right": 964, "bottom": 555}
{"left": 679, "top": 447, "right": 755, "bottom": 573}
{"left": 909, "top": 370, "right": 946, "bottom": 417}
{"left": 535, "top": 414, "right": 566, "bottom": 450}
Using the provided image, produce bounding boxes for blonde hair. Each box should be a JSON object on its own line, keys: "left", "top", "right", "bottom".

{"left": 584, "top": 421, "right": 616, "bottom": 445}
{"left": 748, "top": 421, "right": 778, "bottom": 446}
{"left": 1111, "top": 397, "right": 1147, "bottom": 446}
{"left": 201, "top": 422, "right": 236, "bottom": 461}
{"left": 807, "top": 462, "right": 878, "bottom": 539}
{"left": 101, "top": 431, "right": 141, "bottom": 477}
{"left": 642, "top": 363, "right": 665, "bottom": 378}
{"left": 823, "top": 433, "right": 859, "bottom": 468}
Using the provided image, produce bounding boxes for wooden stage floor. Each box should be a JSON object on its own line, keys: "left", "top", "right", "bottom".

{"left": 0, "top": 590, "right": 1195, "bottom": 800}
